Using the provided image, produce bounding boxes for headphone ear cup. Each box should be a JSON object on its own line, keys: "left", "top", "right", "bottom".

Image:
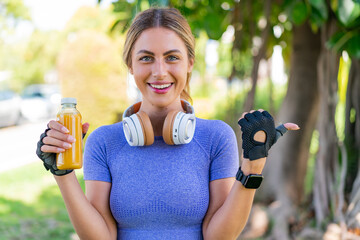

{"left": 163, "top": 110, "right": 178, "bottom": 145}
{"left": 123, "top": 115, "right": 142, "bottom": 146}
{"left": 136, "top": 111, "right": 154, "bottom": 146}
{"left": 176, "top": 113, "right": 196, "bottom": 144}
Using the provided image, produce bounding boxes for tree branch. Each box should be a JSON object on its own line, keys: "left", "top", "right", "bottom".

{"left": 336, "top": 141, "right": 348, "bottom": 238}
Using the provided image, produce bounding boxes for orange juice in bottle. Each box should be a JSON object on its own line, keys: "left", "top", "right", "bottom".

{"left": 56, "top": 98, "right": 83, "bottom": 170}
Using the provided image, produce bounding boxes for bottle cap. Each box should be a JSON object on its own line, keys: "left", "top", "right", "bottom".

{"left": 61, "top": 97, "right": 77, "bottom": 105}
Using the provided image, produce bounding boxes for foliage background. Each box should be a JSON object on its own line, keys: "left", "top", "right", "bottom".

{"left": 1, "top": 0, "right": 360, "bottom": 239}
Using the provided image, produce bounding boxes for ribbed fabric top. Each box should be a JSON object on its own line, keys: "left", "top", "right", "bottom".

{"left": 83, "top": 118, "right": 239, "bottom": 239}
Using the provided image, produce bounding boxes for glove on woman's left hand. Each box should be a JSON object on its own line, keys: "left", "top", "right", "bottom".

{"left": 238, "top": 110, "right": 299, "bottom": 160}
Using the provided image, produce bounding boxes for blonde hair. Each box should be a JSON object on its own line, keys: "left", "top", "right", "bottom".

{"left": 123, "top": 7, "right": 195, "bottom": 103}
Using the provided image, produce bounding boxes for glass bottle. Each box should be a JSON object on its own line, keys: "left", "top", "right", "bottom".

{"left": 56, "top": 98, "right": 83, "bottom": 170}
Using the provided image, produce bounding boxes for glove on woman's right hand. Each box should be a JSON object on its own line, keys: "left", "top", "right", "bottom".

{"left": 36, "top": 127, "right": 72, "bottom": 176}
{"left": 36, "top": 121, "right": 89, "bottom": 176}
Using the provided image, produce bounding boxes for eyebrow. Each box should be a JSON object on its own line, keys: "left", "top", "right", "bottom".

{"left": 136, "top": 49, "right": 182, "bottom": 56}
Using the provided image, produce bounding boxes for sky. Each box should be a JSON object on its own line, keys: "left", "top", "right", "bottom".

{"left": 22, "top": 0, "right": 113, "bottom": 31}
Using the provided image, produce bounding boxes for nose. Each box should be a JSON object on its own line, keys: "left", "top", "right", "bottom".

{"left": 152, "top": 60, "right": 167, "bottom": 79}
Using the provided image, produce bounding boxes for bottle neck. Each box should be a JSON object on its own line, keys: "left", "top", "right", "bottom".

{"left": 61, "top": 103, "right": 77, "bottom": 109}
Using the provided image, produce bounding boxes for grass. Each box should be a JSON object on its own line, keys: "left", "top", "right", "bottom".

{"left": 0, "top": 162, "right": 84, "bottom": 240}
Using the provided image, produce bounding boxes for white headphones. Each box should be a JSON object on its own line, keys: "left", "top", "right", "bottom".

{"left": 122, "top": 100, "right": 196, "bottom": 146}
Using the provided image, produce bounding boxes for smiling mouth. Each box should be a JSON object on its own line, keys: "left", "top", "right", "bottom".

{"left": 148, "top": 83, "right": 173, "bottom": 89}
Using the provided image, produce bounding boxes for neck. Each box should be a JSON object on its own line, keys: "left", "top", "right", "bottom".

{"left": 139, "top": 100, "right": 184, "bottom": 136}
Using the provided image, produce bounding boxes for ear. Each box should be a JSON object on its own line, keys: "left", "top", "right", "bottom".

{"left": 129, "top": 67, "right": 133, "bottom": 75}
{"left": 187, "top": 58, "right": 194, "bottom": 73}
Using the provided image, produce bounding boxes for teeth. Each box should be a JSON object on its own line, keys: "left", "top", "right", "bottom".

{"left": 150, "top": 83, "right": 172, "bottom": 89}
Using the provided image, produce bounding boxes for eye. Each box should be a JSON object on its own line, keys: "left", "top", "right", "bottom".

{"left": 166, "top": 55, "right": 179, "bottom": 61}
{"left": 139, "top": 56, "right": 153, "bottom": 62}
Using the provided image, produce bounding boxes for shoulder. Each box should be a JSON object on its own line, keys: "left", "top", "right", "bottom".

{"left": 195, "top": 117, "right": 235, "bottom": 137}
{"left": 88, "top": 122, "right": 123, "bottom": 138}
{"left": 193, "top": 117, "right": 237, "bottom": 153}
{"left": 194, "top": 118, "right": 239, "bottom": 172}
{"left": 86, "top": 122, "right": 125, "bottom": 145}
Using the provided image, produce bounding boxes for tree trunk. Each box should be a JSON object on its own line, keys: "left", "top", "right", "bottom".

{"left": 313, "top": 16, "right": 340, "bottom": 227}
{"left": 267, "top": 59, "right": 275, "bottom": 114}
{"left": 243, "top": 0, "right": 271, "bottom": 112}
{"left": 345, "top": 58, "right": 360, "bottom": 230}
{"left": 345, "top": 58, "right": 360, "bottom": 191}
{"left": 227, "top": 0, "right": 243, "bottom": 84}
{"left": 260, "top": 21, "right": 321, "bottom": 202}
{"left": 258, "top": 21, "right": 321, "bottom": 239}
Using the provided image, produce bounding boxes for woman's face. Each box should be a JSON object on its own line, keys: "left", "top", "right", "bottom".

{"left": 130, "top": 27, "right": 194, "bottom": 108}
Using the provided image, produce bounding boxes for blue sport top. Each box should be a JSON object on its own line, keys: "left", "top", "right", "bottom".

{"left": 83, "top": 118, "right": 239, "bottom": 239}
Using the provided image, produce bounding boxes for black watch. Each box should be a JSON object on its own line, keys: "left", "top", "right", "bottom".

{"left": 236, "top": 167, "right": 263, "bottom": 189}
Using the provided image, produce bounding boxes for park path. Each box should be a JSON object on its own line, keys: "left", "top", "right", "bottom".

{"left": 0, "top": 119, "right": 51, "bottom": 173}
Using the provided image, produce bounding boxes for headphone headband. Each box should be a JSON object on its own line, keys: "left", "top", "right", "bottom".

{"left": 123, "top": 102, "right": 142, "bottom": 119}
{"left": 122, "top": 100, "right": 194, "bottom": 119}
{"left": 181, "top": 100, "right": 195, "bottom": 115}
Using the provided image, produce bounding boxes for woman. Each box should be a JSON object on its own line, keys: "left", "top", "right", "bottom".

{"left": 36, "top": 7, "right": 299, "bottom": 240}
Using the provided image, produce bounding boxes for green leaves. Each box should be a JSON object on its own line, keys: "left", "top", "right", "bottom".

{"left": 334, "top": 0, "right": 360, "bottom": 27}
{"left": 173, "top": 0, "right": 230, "bottom": 40}
{"left": 283, "top": 0, "right": 360, "bottom": 58}
{"left": 286, "top": 0, "right": 329, "bottom": 27}
{"left": 0, "top": 0, "right": 31, "bottom": 20}
{"left": 327, "top": 0, "right": 360, "bottom": 58}
{"left": 203, "top": 10, "right": 228, "bottom": 40}
{"left": 327, "top": 30, "right": 360, "bottom": 58}
{"left": 288, "top": 1, "right": 309, "bottom": 25}
{"left": 309, "top": 0, "right": 328, "bottom": 26}
{"left": 149, "top": 0, "right": 168, "bottom": 6}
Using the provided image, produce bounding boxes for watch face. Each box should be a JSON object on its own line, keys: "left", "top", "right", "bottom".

{"left": 245, "top": 175, "right": 263, "bottom": 189}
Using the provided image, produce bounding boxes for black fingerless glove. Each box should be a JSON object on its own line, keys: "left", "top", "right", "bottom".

{"left": 238, "top": 110, "right": 288, "bottom": 160}
{"left": 36, "top": 127, "right": 73, "bottom": 176}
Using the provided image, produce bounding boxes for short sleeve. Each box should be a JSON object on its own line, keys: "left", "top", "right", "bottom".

{"left": 210, "top": 121, "right": 239, "bottom": 181}
{"left": 83, "top": 127, "right": 112, "bottom": 182}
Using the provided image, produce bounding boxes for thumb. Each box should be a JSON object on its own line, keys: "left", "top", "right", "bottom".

{"left": 82, "top": 122, "right": 90, "bottom": 138}
{"left": 283, "top": 123, "right": 300, "bottom": 131}
{"left": 274, "top": 123, "right": 300, "bottom": 142}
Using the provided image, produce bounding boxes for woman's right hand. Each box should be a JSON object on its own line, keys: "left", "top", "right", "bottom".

{"left": 42, "top": 120, "right": 76, "bottom": 153}
{"left": 42, "top": 120, "right": 90, "bottom": 153}
{"left": 36, "top": 120, "right": 90, "bottom": 176}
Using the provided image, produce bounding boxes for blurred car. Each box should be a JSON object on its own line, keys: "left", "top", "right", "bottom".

{"left": 0, "top": 90, "right": 22, "bottom": 128}
{"left": 20, "top": 84, "right": 61, "bottom": 122}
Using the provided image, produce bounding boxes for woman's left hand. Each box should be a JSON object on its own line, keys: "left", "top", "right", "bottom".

{"left": 238, "top": 109, "right": 299, "bottom": 174}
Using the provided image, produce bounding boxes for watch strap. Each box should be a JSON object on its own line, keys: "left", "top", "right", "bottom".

{"left": 236, "top": 167, "right": 263, "bottom": 189}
